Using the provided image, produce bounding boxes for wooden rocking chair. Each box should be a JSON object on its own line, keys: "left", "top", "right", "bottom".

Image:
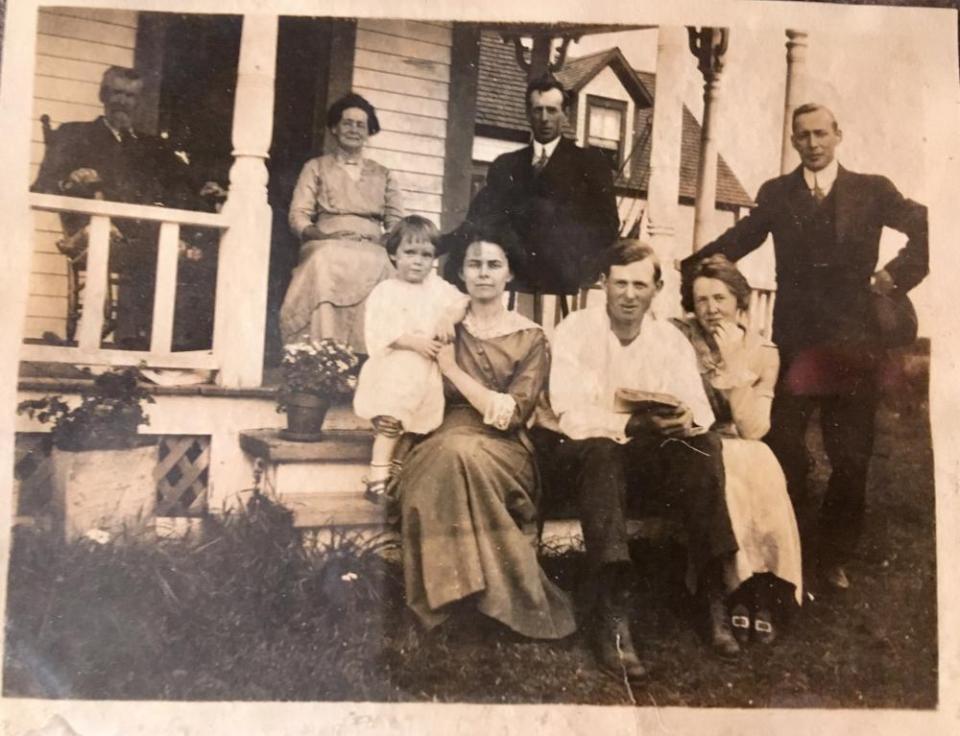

{"left": 41, "top": 114, "right": 119, "bottom": 343}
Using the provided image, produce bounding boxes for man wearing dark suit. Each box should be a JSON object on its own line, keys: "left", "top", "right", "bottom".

{"left": 682, "top": 103, "right": 928, "bottom": 590}
{"left": 33, "top": 66, "right": 216, "bottom": 349}
{"left": 443, "top": 75, "right": 620, "bottom": 303}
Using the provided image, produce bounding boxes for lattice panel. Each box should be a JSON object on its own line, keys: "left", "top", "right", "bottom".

{"left": 154, "top": 436, "right": 210, "bottom": 517}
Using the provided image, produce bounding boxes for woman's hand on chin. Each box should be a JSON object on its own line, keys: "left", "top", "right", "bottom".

{"left": 709, "top": 321, "right": 743, "bottom": 361}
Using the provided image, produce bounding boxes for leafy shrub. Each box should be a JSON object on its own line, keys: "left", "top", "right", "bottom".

{"left": 17, "top": 367, "right": 154, "bottom": 451}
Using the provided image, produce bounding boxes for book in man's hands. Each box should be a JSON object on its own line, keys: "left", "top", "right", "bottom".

{"left": 613, "top": 388, "right": 709, "bottom": 437}
{"left": 613, "top": 388, "right": 684, "bottom": 414}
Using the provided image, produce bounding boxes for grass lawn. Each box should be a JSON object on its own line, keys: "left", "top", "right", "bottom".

{"left": 2, "top": 358, "right": 937, "bottom": 707}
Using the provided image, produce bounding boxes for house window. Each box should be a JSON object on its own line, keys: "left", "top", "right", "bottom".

{"left": 586, "top": 96, "right": 627, "bottom": 174}
{"left": 471, "top": 162, "right": 489, "bottom": 198}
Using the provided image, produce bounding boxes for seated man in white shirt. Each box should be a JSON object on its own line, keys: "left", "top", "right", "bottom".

{"left": 541, "top": 239, "right": 739, "bottom": 680}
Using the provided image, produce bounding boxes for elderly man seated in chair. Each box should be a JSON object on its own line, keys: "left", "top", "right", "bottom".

{"left": 32, "top": 65, "right": 225, "bottom": 350}
{"left": 536, "top": 239, "right": 739, "bottom": 680}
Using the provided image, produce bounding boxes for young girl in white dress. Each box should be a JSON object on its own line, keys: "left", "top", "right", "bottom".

{"left": 353, "top": 215, "right": 468, "bottom": 504}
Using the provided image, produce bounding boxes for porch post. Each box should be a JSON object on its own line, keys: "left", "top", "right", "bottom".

{"left": 689, "top": 27, "right": 729, "bottom": 250}
{"left": 646, "top": 26, "right": 687, "bottom": 317}
{"left": 780, "top": 30, "right": 809, "bottom": 174}
{"left": 214, "top": 14, "right": 278, "bottom": 388}
{"left": 0, "top": 1, "right": 40, "bottom": 523}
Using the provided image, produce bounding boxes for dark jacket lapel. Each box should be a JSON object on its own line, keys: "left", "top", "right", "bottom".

{"left": 783, "top": 166, "right": 812, "bottom": 224}
{"left": 832, "top": 165, "right": 854, "bottom": 245}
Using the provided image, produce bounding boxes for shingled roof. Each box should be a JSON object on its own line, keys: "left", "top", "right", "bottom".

{"left": 475, "top": 32, "right": 754, "bottom": 209}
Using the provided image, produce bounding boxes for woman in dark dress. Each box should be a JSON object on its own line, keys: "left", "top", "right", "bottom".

{"left": 398, "top": 232, "right": 576, "bottom": 639}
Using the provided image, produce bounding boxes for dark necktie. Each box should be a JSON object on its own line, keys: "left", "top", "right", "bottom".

{"left": 533, "top": 148, "right": 549, "bottom": 175}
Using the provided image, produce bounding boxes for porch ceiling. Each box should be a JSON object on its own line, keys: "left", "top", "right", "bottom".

{"left": 470, "top": 23, "right": 653, "bottom": 37}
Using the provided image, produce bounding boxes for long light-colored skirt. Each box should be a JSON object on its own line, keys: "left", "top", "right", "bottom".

{"left": 720, "top": 438, "right": 804, "bottom": 604}
{"left": 279, "top": 237, "right": 392, "bottom": 353}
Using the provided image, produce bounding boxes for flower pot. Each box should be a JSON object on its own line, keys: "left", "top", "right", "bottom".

{"left": 50, "top": 443, "right": 158, "bottom": 542}
{"left": 281, "top": 392, "right": 331, "bottom": 442}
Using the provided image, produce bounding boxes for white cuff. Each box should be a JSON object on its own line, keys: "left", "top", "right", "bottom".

{"left": 484, "top": 392, "right": 517, "bottom": 431}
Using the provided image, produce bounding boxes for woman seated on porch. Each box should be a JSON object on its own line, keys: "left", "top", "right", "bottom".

{"left": 279, "top": 93, "right": 405, "bottom": 353}
{"left": 674, "top": 254, "right": 803, "bottom": 647}
{"left": 396, "top": 225, "right": 576, "bottom": 640}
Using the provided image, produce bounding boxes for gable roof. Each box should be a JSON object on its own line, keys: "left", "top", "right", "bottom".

{"left": 475, "top": 33, "right": 754, "bottom": 208}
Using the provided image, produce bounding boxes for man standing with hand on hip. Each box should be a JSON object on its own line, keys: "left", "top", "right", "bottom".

{"left": 682, "top": 103, "right": 928, "bottom": 591}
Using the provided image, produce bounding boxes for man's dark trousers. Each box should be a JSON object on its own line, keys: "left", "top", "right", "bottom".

{"left": 536, "top": 428, "right": 737, "bottom": 591}
{"left": 766, "top": 356, "right": 880, "bottom": 567}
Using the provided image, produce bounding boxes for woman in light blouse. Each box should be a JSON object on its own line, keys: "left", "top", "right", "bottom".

{"left": 279, "top": 93, "right": 404, "bottom": 353}
{"left": 676, "top": 254, "right": 803, "bottom": 647}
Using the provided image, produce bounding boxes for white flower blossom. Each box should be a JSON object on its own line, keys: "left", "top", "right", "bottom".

{"left": 84, "top": 529, "right": 111, "bottom": 545}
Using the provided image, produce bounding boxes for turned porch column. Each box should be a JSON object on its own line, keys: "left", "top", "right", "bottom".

{"left": 689, "top": 27, "right": 729, "bottom": 250}
{"left": 780, "top": 30, "right": 809, "bottom": 174}
{"left": 646, "top": 26, "right": 687, "bottom": 316}
{"left": 214, "top": 14, "right": 278, "bottom": 388}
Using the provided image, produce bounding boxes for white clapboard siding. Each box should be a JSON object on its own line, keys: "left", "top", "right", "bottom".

{"left": 31, "top": 100, "right": 103, "bottom": 128}
{"left": 34, "top": 76, "right": 103, "bottom": 107}
{"left": 26, "top": 8, "right": 138, "bottom": 341}
{"left": 41, "top": 7, "right": 139, "bottom": 28}
{"left": 29, "top": 273, "right": 69, "bottom": 298}
{"left": 32, "top": 231, "right": 64, "bottom": 257}
{"left": 394, "top": 171, "right": 444, "bottom": 195}
{"left": 364, "top": 147, "right": 444, "bottom": 178}
{"left": 31, "top": 253, "right": 69, "bottom": 277}
{"left": 37, "top": 11, "right": 138, "bottom": 48}
{"left": 26, "top": 317, "right": 72, "bottom": 338}
{"left": 35, "top": 55, "right": 112, "bottom": 84}
{"left": 376, "top": 108, "right": 447, "bottom": 138}
{"left": 27, "top": 295, "right": 69, "bottom": 319}
{"left": 358, "top": 19, "right": 453, "bottom": 48}
{"left": 373, "top": 130, "right": 446, "bottom": 159}
{"left": 353, "top": 49, "right": 450, "bottom": 83}
{"left": 353, "top": 68, "right": 449, "bottom": 102}
{"left": 353, "top": 20, "right": 451, "bottom": 225}
{"left": 354, "top": 87, "right": 448, "bottom": 120}
{"left": 36, "top": 35, "right": 135, "bottom": 69}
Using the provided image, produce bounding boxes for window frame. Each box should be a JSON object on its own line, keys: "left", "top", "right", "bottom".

{"left": 585, "top": 94, "right": 628, "bottom": 176}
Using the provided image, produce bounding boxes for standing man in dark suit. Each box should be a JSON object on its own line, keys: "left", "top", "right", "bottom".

{"left": 443, "top": 75, "right": 620, "bottom": 309}
{"left": 682, "top": 103, "right": 928, "bottom": 590}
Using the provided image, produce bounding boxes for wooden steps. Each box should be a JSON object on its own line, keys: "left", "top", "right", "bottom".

{"left": 239, "top": 424, "right": 385, "bottom": 528}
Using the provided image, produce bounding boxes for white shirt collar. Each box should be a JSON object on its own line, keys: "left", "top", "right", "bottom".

{"left": 532, "top": 136, "right": 561, "bottom": 164}
{"left": 803, "top": 158, "right": 839, "bottom": 195}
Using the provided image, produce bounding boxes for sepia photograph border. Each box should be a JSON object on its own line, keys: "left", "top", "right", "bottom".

{"left": 0, "top": 0, "right": 958, "bottom": 733}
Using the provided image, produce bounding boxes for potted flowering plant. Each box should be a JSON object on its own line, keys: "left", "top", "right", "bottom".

{"left": 278, "top": 338, "right": 359, "bottom": 441}
{"left": 17, "top": 367, "right": 157, "bottom": 540}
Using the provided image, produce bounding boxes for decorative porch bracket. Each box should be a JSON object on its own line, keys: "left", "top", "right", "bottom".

{"left": 504, "top": 33, "right": 577, "bottom": 79}
{"left": 214, "top": 14, "right": 278, "bottom": 388}
{"left": 688, "top": 26, "right": 729, "bottom": 251}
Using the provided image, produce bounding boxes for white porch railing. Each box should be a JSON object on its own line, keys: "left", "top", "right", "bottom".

{"left": 747, "top": 286, "right": 776, "bottom": 341}
{"left": 24, "top": 192, "right": 227, "bottom": 371}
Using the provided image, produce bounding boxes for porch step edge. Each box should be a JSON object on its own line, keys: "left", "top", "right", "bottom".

{"left": 240, "top": 428, "right": 372, "bottom": 462}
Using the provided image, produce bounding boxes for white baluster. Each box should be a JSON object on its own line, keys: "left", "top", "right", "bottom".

{"left": 77, "top": 215, "right": 111, "bottom": 352}
{"left": 150, "top": 221, "right": 181, "bottom": 354}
